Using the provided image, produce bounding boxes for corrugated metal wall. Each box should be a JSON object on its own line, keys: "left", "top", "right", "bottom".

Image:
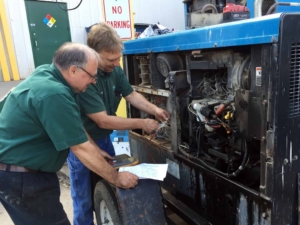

{"left": 132, "top": 0, "right": 185, "bottom": 31}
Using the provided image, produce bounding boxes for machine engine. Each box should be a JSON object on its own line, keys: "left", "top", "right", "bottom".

{"left": 128, "top": 50, "right": 260, "bottom": 182}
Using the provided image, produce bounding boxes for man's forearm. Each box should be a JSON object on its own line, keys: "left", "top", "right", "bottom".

{"left": 101, "top": 116, "right": 146, "bottom": 130}
{"left": 126, "top": 91, "right": 158, "bottom": 115}
{"left": 88, "top": 112, "right": 146, "bottom": 130}
{"left": 70, "top": 142, "right": 118, "bottom": 185}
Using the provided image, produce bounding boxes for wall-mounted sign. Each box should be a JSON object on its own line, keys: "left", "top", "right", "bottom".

{"left": 43, "top": 14, "right": 56, "bottom": 28}
{"left": 102, "top": 0, "right": 132, "bottom": 39}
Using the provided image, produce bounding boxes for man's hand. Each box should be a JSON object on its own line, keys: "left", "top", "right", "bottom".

{"left": 154, "top": 108, "right": 170, "bottom": 121}
{"left": 98, "top": 149, "right": 114, "bottom": 160}
{"left": 142, "top": 118, "right": 159, "bottom": 134}
{"left": 114, "top": 172, "right": 139, "bottom": 188}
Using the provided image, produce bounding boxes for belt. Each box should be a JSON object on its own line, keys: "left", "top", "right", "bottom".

{"left": 0, "top": 163, "right": 37, "bottom": 172}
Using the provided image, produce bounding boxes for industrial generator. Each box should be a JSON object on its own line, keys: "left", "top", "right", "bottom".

{"left": 121, "top": 0, "right": 300, "bottom": 224}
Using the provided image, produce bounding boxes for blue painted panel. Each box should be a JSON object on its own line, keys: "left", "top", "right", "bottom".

{"left": 247, "top": 0, "right": 255, "bottom": 18}
{"left": 123, "top": 13, "right": 281, "bottom": 55}
{"left": 275, "top": 0, "right": 300, "bottom": 13}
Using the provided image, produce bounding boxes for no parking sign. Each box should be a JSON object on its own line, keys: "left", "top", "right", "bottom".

{"left": 102, "top": 0, "right": 133, "bottom": 40}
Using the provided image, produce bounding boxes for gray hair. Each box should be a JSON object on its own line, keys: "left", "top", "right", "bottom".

{"left": 53, "top": 42, "right": 99, "bottom": 70}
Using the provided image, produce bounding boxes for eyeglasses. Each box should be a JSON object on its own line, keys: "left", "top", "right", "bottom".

{"left": 78, "top": 67, "right": 98, "bottom": 82}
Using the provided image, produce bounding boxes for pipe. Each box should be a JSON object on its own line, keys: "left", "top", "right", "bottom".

{"left": 201, "top": 4, "right": 219, "bottom": 14}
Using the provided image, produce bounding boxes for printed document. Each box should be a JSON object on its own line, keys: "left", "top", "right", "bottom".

{"left": 119, "top": 163, "right": 168, "bottom": 181}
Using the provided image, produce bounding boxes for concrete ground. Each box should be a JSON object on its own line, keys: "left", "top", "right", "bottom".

{"left": 0, "top": 80, "right": 22, "bottom": 98}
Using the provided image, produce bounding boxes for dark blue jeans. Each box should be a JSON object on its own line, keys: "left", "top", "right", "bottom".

{"left": 0, "top": 171, "right": 70, "bottom": 225}
{"left": 67, "top": 136, "right": 115, "bottom": 225}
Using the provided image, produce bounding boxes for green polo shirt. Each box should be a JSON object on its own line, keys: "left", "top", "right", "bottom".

{"left": 0, "top": 64, "right": 88, "bottom": 172}
{"left": 79, "top": 66, "right": 133, "bottom": 140}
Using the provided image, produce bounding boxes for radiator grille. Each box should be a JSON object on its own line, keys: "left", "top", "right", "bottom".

{"left": 289, "top": 43, "right": 300, "bottom": 118}
{"left": 261, "top": 0, "right": 275, "bottom": 15}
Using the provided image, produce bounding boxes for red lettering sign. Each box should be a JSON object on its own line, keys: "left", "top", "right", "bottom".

{"left": 112, "top": 6, "right": 122, "bottom": 14}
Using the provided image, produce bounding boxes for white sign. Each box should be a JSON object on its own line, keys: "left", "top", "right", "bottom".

{"left": 102, "top": 0, "right": 132, "bottom": 40}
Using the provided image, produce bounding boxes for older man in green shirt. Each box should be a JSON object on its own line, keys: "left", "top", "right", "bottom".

{"left": 68, "top": 23, "right": 170, "bottom": 225}
{"left": 0, "top": 42, "right": 138, "bottom": 225}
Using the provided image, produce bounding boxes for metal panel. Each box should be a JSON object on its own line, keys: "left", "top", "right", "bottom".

{"left": 123, "top": 13, "right": 281, "bottom": 54}
{"left": 270, "top": 12, "right": 300, "bottom": 224}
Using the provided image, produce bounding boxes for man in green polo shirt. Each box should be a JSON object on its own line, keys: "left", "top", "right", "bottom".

{"left": 0, "top": 42, "right": 138, "bottom": 225}
{"left": 67, "top": 23, "right": 170, "bottom": 225}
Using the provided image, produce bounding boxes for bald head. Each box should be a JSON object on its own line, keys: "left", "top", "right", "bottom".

{"left": 53, "top": 42, "right": 99, "bottom": 71}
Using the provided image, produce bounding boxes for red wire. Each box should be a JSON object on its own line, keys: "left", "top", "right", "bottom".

{"left": 145, "top": 132, "right": 157, "bottom": 163}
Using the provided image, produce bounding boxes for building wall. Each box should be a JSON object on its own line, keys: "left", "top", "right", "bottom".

{"left": 132, "top": 0, "right": 185, "bottom": 31}
{"left": 4, "top": 0, "right": 103, "bottom": 79}
{"left": 4, "top": 0, "right": 184, "bottom": 79}
{"left": 5, "top": 0, "right": 34, "bottom": 80}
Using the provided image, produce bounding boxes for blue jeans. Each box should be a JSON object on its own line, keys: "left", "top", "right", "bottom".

{"left": 0, "top": 171, "right": 70, "bottom": 225}
{"left": 67, "top": 136, "right": 115, "bottom": 225}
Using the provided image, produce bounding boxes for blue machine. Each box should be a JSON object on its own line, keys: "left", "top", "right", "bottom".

{"left": 124, "top": 14, "right": 281, "bottom": 54}
{"left": 121, "top": 0, "right": 300, "bottom": 224}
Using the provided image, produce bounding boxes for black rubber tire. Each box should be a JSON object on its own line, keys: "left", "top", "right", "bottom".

{"left": 94, "top": 180, "right": 122, "bottom": 225}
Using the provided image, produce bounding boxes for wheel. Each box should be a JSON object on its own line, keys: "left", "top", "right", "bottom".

{"left": 94, "top": 180, "right": 121, "bottom": 225}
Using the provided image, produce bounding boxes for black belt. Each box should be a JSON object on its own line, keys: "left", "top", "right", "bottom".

{"left": 0, "top": 163, "right": 37, "bottom": 172}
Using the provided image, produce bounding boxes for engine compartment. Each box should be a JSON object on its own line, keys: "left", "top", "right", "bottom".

{"left": 126, "top": 48, "right": 263, "bottom": 190}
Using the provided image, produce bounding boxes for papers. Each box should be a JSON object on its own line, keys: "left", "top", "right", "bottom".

{"left": 119, "top": 163, "right": 168, "bottom": 181}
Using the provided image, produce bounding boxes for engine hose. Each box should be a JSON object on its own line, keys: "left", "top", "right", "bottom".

{"left": 179, "top": 139, "right": 249, "bottom": 178}
{"left": 228, "top": 139, "right": 249, "bottom": 178}
{"left": 201, "top": 4, "right": 219, "bottom": 14}
{"left": 179, "top": 146, "right": 228, "bottom": 177}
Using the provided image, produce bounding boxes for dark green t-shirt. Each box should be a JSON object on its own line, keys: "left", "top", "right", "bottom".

{"left": 79, "top": 66, "right": 133, "bottom": 140}
{"left": 0, "top": 64, "right": 88, "bottom": 172}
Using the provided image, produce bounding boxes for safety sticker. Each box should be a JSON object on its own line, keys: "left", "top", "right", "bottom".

{"left": 256, "top": 67, "right": 262, "bottom": 86}
{"left": 43, "top": 14, "right": 56, "bottom": 28}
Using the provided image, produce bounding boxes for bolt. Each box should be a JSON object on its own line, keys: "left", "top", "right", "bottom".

{"left": 262, "top": 212, "right": 268, "bottom": 218}
{"left": 283, "top": 158, "right": 289, "bottom": 165}
{"left": 261, "top": 136, "right": 266, "bottom": 141}
{"left": 293, "top": 155, "right": 298, "bottom": 161}
{"left": 262, "top": 100, "right": 267, "bottom": 105}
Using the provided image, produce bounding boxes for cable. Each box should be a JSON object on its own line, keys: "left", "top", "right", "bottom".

{"left": 188, "top": 103, "right": 199, "bottom": 118}
{"left": 228, "top": 139, "right": 249, "bottom": 177}
{"left": 179, "top": 138, "right": 249, "bottom": 178}
{"left": 56, "top": 0, "right": 83, "bottom": 11}
{"left": 266, "top": 2, "right": 300, "bottom": 15}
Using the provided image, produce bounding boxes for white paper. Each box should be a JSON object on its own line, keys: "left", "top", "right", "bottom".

{"left": 119, "top": 163, "right": 168, "bottom": 181}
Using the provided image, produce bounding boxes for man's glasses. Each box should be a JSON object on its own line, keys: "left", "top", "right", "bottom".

{"left": 78, "top": 67, "right": 98, "bottom": 82}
